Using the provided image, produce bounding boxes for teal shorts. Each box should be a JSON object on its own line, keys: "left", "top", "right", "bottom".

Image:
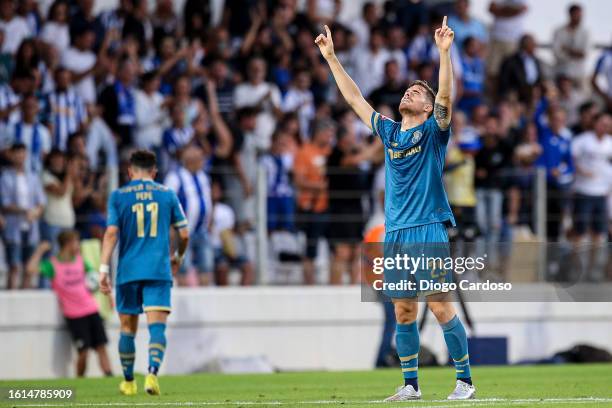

{"left": 116, "top": 280, "right": 172, "bottom": 315}
{"left": 383, "top": 222, "right": 452, "bottom": 299}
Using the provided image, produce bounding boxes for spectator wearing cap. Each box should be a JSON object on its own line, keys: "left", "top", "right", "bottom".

{"left": 552, "top": 4, "right": 590, "bottom": 88}
{"left": 0, "top": 143, "right": 46, "bottom": 289}
{"left": 0, "top": 0, "right": 31, "bottom": 55}
{"left": 293, "top": 118, "right": 334, "bottom": 285}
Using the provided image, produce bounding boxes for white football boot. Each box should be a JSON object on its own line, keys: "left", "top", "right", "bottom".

{"left": 447, "top": 380, "right": 476, "bottom": 400}
{"left": 384, "top": 385, "right": 422, "bottom": 401}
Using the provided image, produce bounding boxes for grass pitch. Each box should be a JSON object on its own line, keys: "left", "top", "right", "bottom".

{"left": 2, "top": 364, "right": 612, "bottom": 408}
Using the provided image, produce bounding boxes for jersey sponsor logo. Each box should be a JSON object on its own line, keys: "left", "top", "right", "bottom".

{"left": 412, "top": 130, "right": 422, "bottom": 144}
{"left": 387, "top": 145, "right": 422, "bottom": 160}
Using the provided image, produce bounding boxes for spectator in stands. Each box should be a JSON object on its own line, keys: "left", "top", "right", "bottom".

{"left": 349, "top": 2, "right": 379, "bottom": 50}
{"left": 498, "top": 34, "right": 543, "bottom": 104}
{"left": 196, "top": 58, "right": 235, "bottom": 121}
{"left": 571, "top": 100, "right": 599, "bottom": 135}
{"left": 262, "top": 129, "right": 295, "bottom": 233}
{"left": 234, "top": 56, "right": 282, "bottom": 151}
{"left": 369, "top": 60, "right": 405, "bottom": 109}
{"left": 282, "top": 68, "right": 315, "bottom": 139}
{"left": 571, "top": 113, "right": 612, "bottom": 242}
{"left": 592, "top": 40, "right": 612, "bottom": 112}
{"left": 486, "top": 0, "right": 528, "bottom": 94}
{"left": 394, "top": 0, "right": 428, "bottom": 40}
{"left": 41, "top": 149, "right": 76, "bottom": 253}
{"left": 99, "top": 57, "right": 137, "bottom": 147}
{"left": 61, "top": 24, "right": 99, "bottom": 106}
{"left": 134, "top": 70, "right": 167, "bottom": 150}
{"left": 557, "top": 75, "right": 587, "bottom": 126}
{"left": 45, "top": 67, "right": 89, "bottom": 151}
{"left": 25, "top": 231, "right": 112, "bottom": 377}
{"left": 327, "top": 125, "right": 377, "bottom": 284}
{"left": 3, "top": 93, "right": 51, "bottom": 173}
{"left": 40, "top": 0, "right": 71, "bottom": 55}
{"left": 294, "top": 119, "right": 334, "bottom": 285}
{"left": 534, "top": 95, "right": 574, "bottom": 242}
{"left": 354, "top": 27, "right": 391, "bottom": 98}
{"left": 448, "top": 0, "right": 488, "bottom": 52}
{"left": 386, "top": 26, "right": 408, "bottom": 81}
{"left": 458, "top": 36, "right": 485, "bottom": 114}
{"left": 552, "top": 4, "right": 590, "bottom": 88}
{"left": 165, "top": 145, "right": 213, "bottom": 286}
{"left": 0, "top": 0, "right": 31, "bottom": 55}
{"left": 161, "top": 102, "right": 194, "bottom": 176}
{"left": 1, "top": 143, "right": 45, "bottom": 289}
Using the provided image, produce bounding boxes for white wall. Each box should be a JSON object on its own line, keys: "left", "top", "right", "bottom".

{"left": 1, "top": 287, "right": 611, "bottom": 379}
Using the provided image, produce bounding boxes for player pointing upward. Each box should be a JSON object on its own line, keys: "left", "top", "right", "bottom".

{"left": 99, "top": 150, "right": 189, "bottom": 396}
{"left": 316, "top": 18, "right": 476, "bottom": 400}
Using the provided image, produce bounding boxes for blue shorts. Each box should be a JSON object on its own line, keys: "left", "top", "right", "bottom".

{"left": 116, "top": 280, "right": 172, "bottom": 315}
{"left": 181, "top": 229, "right": 213, "bottom": 275}
{"left": 268, "top": 196, "right": 295, "bottom": 231}
{"left": 383, "top": 222, "right": 452, "bottom": 299}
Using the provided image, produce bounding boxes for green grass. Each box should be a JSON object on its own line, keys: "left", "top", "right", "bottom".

{"left": 1, "top": 364, "right": 612, "bottom": 408}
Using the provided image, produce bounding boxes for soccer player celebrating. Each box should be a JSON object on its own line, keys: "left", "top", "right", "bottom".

{"left": 99, "top": 150, "right": 189, "bottom": 396}
{"left": 316, "top": 18, "right": 475, "bottom": 400}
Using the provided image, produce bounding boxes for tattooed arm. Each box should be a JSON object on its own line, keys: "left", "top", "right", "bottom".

{"left": 434, "top": 16, "right": 454, "bottom": 130}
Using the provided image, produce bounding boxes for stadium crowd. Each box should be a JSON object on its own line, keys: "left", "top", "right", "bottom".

{"left": 0, "top": 0, "right": 611, "bottom": 289}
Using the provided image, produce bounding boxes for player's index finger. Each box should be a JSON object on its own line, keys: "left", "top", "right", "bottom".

{"left": 324, "top": 24, "right": 331, "bottom": 37}
{"left": 442, "top": 15, "right": 447, "bottom": 27}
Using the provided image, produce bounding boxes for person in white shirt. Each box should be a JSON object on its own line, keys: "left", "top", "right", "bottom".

{"left": 0, "top": 0, "right": 31, "bottom": 54}
{"left": 571, "top": 113, "right": 612, "bottom": 241}
{"left": 2, "top": 94, "right": 51, "bottom": 173}
{"left": 353, "top": 27, "right": 391, "bottom": 98}
{"left": 486, "top": 0, "right": 528, "bottom": 81}
{"left": 234, "top": 57, "right": 282, "bottom": 151}
{"left": 552, "top": 4, "right": 590, "bottom": 88}
{"left": 40, "top": 0, "right": 71, "bottom": 55}
{"left": 61, "top": 26, "right": 97, "bottom": 105}
{"left": 282, "top": 69, "right": 315, "bottom": 139}
{"left": 349, "top": 2, "right": 379, "bottom": 50}
{"left": 134, "top": 71, "right": 168, "bottom": 150}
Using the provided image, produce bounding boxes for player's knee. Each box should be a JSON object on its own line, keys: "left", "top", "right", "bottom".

{"left": 393, "top": 301, "right": 418, "bottom": 324}
{"left": 427, "top": 301, "right": 455, "bottom": 323}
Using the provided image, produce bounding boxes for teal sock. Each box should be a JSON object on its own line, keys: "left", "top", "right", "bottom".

{"left": 441, "top": 315, "right": 472, "bottom": 380}
{"left": 396, "top": 322, "right": 419, "bottom": 389}
{"left": 148, "top": 323, "right": 167, "bottom": 375}
{"left": 118, "top": 332, "right": 135, "bottom": 381}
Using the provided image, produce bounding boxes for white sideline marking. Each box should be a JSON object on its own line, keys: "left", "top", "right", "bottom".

{"left": 14, "top": 397, "right": 612, "bottom": 407}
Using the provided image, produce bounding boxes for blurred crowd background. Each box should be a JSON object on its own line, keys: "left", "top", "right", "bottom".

{"left": 0, "top": 0, "right": 611, "bottom": 289}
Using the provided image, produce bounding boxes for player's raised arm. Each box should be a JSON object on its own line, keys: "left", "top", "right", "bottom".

{"left": 315, "top": 25, "right": 374, "bottom": 128}
{"left": 433, "top": 16, "right": 454, "bottom": 130}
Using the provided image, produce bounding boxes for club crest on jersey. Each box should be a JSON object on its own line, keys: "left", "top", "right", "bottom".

{"left": 412, "top": 130, "right": 422, "bottom": 144}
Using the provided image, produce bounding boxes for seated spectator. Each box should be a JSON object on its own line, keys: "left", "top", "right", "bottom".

{"left": 164, "top": 145, "right": 213, "bottom": 286}
{"left": 210, "top": 182, "right": 255, "bottom": 286}
{"left": 0, "top": 143, "right": 45, "bottom": 289}
{"left": 499, "top": 34, "right": 543, "bottom": 104}
{"left": 571, "top": 113, "right": 612, "bottom": 242}
{"left": 2, "top": 93, "right": 51, "bottom": 173}
{"left": 25, "top": 231, "right": 112, "bottom": 377}
{"left": 458, "top": 37, "right": 485, "bottom": 115}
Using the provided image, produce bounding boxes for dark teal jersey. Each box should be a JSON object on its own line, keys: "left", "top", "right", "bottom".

{"left": 107, "top": 179, "right": 188, "bottom": 285}
{"left": 371, "top": 111, "right": 455, "bottom": 232}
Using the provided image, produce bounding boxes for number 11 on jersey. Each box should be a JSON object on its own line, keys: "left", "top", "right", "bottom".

{"left": 132, "top": 202, "right": 159, "bottom": 238}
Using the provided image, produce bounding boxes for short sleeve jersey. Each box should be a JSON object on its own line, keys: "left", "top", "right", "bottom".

{"left": 107, "top": 179, "right": 188, "bottom": 284}
{"left": 371, "top": 112, "right": 455, "bottom": 232}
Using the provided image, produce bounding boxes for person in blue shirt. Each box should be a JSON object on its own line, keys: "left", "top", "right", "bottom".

{"left": 98, "top": 150, "right": 189, "bottom": 396}
{"left": 458, "top": 36, "right": 485, "bottom": 115}
{"left": 316, "top": 18, "right": 475, "bottom": 401}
